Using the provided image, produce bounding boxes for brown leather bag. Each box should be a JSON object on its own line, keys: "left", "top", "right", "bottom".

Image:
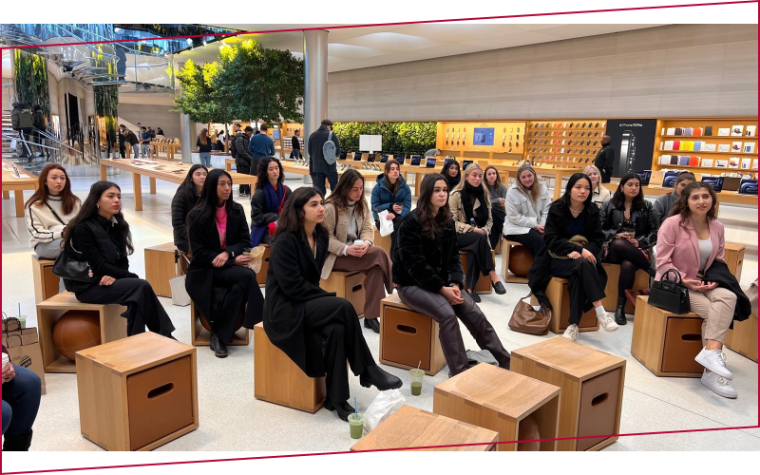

{"left": 508, "top": 292, "right": 551, "bottom": 335}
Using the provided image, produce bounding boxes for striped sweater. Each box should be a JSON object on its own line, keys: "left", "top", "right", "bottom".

{"left": 26, "top": 195, "right": 80, "bottom": 249}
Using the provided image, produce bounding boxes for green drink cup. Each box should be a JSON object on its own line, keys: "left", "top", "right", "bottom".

{"left": 409, "top": 368, "right": 424, "bottom": 396}
{"left": 348, "top": 413, "right": 364, "bottom": 439}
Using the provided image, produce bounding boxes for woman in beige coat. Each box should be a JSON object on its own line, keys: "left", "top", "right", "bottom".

{"left": 323, "top": 169, "right": 394, "bottom": 333}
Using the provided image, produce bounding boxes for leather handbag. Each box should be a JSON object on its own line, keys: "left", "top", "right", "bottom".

{"left": 548, "top": 235, "right": 588, "bottom": 259}
{"left": 52, "top": 238, "right": 94, "bottom": 283}
{"left": 649, "top": 268, "right": 690, "bottom": 314}
{"left": 508, "top": 292, "right": 551, "bottom": 335}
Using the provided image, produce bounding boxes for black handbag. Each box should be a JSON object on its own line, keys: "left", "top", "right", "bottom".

{"left": 52, "top": 238, "right": 94, "bottom": 283}
{"left": 649, "top": 268, "right": 690, "bottom": 314}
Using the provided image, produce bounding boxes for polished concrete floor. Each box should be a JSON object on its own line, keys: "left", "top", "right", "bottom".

{"left": 2, "top": 164, "right": 758, "bottom": 452}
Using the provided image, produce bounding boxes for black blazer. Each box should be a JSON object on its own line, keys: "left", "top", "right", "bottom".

{"left": 600, "top": 200, "right": 659, "bottom": 249}
{"left": 703, "top": 260, "right": 751, "bottom": 326}
{"left": 393, "top": 210, "right": 465, "bottom": 293}
{"left": 264, "top": 228, "right": 335, "bottom": 378}
{"left": 171, "top": 187, "right": 199, "bottom": 254}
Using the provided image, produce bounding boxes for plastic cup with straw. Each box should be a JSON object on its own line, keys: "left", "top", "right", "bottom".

{"left": 349, "top": 396, "right": 363, "bottom": 439}
{"left": 410, "top": 361, "right": 424, "bottom": 396}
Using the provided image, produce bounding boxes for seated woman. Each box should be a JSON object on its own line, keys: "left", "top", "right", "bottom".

{"left": 450, "top": 164, "right": 506, "bottom": 301}
{"left": 2, "top": 345, "right": 42, "bottom": 451}
{"left": 264, "top": 187, "right": 402, "bottom": 421}
{"left": 394, "top": 173, "right": 512, "bottom": 376}
{"left": 171, "top": 164, "right": 208, "bottom": 255}
{"left": 61, "top": 181, "right": 175, "bottom": 338}
{"left": 652, "top": 171, "right": 695, "bottom": 225}
{"left": 657, "top": 182, "right": 742, "bottom": 399}
{"left": 250, "top": 157, "right": 292, "bottom": 247}
{"left": 186, "top": 169, "right": 265, "bottom": 358}
{"left": 503, "top": 163, "right": 550, "bottom": 258}
{"left": 323, "top": 169, "right": 394, "bottom": 334}
{"left": 370, "top": 159, "right": 411, "bottom": 257}
{"left": 484, "top": 166, "right": 508, "bottom": 250}
{"left": 441, "top": 159, "right": 461, "bottom": 191}
{"left": 600, "top": 172, "right": 658, "bottom": 325}
{"left": 529, "top": 173, "right": 618, "bottom": 343}
{"left": 582, "top": 165, "right": 611, "bottom": 209}
{"left": 25, "top": 164, "right": 81, "bottom": 259}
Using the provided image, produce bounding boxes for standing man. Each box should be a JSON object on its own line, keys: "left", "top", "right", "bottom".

{"left": 307, "top": 119, "right": 341, "bottom": 196}
{"left": 139, "top": 126, "right": 152, "bottom": 158}
{"left": 248, "top": 123, "right": 276, "bottom": 176}
{"left": 120, "top": 125, "right": 139, "bottom": 158}
{"left": 231, "top": 124, "right": 254, "bottom": 196}
{"left": 290, "top": 129, "right": 302, "bottom": 159}
{"left": 118, "top": 124, "right": 126, "bottom": 158}
{"left": 11, "top": 102, "right": 34, "bottom": 159}
{"left": 594, "top": 135, "right": 615, "bottom": 183}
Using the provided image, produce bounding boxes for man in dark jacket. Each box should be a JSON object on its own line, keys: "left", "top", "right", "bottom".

{"left": 121, "top": 126, "right": 139, "bottom": 158}
{"left": 594, "top": 135, "right": 615, "bottom": 183}
{"left": 118, "top": 124, "right": 126, "bottom": 158}
{"left": 307, "top": 119, "right": 341, "bottom": 196}
{"left": 291, "top": 129, "right": 302, "bottom": 159}
{"left": 248, "top": 123, "right": 275, "bottom": 175}
{"left": 11, "top": 103, "right": 33, "bottom": 159}
{"left": 232, "top": 124, "right": 254, "bottom": 196}
{"left": 31, "top": 105, "right": 48, "bottom": 158}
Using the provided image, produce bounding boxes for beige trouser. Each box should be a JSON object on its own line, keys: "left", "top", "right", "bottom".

{"left": 688, "top": 287, "right": 737, "bottom": 345}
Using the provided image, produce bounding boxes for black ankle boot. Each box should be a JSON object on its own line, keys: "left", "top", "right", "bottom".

{"left": 3, "top": 431, "right": 33, "bottom": 451}
{"left": 324, "top": 399, "right": 355, "bottom": 422}
{"left": 360, "top": 365, "right": 403, "bottom": 391}
{"left": 614, "top": 297, "right": 627, "bottom": 325}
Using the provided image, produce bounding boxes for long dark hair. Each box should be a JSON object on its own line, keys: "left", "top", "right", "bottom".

{"left": 274, "top": 187, "right": 326, "bottom": 242}
{"left": 190, "top": 169, "right": 240, "bottom": 227}
{"left": 25, "top": 163, "right": 80, "bottom": 215}
{"left": 669, "top": 181, "right": 719, "bottom": 224}
{"left": 417, "top": 173, "right": 453, "bottom": 239}
{"left": 610, "top": 172, "right": 645, "bottom": 210}
{"left": 255, "top": 157, "right": 285, "bottom": 191}
{"left": 441, "top": 159, "right": 461, "bottom": 188}
{"left": 383, "top": 159, "right": 401, "bottom": 195}
{"left": 62, "top": 181, "right": 134, "bottom": 255}
{"left": 325, "top": 169, "right": 369, "bottom": 222}
{"left": 558, "top": 173, "right": 594, "bottom": 209}
{"left": 174, "top": 164, "right": 207, "bottom": 211}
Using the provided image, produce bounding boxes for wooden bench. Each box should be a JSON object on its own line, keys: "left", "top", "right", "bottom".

{"left": 501, "top": 241, "right": 530, "bottom": 284}
{"left": 144, "top": 243, "right": 183, "bottom": 298}
{"left": 32, "top": 255, "right": 61, "bottom": 304}
{"left": 601, "top": 263, "right": 650, "bottom": 315}
{"left": 190, "top": 300, "right": 251, "bottom": 347}
{"left": 460, "top": 250, "right": 495, "bottom": 294}
{"left": 724, "top": 313, "right": 758, "bottom": 363}
{"left": 724, "top": 243, "right": 745, "bottom": 280}
{"left": 531, "top": 277, "right": 599, "bottom": 334}
{"left": 320, "top": 271, "right": 366, "bottom": 317}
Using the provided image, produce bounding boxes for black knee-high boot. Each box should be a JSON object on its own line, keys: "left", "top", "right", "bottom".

{"left": 3, "top": 430, "right": 33, "bottom": 451}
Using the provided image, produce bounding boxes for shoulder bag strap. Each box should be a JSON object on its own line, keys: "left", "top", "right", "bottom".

{"left": 44, "top": 202, "right": 67, "bottom": 226}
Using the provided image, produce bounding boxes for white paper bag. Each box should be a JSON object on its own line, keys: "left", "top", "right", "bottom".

{"left": 363, "top": 389, "right": 406, "bottom": 433}
{"left": 377, "top": 210, "right": 394, "bottom": 237}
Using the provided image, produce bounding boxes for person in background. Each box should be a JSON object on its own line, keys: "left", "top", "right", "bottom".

{"left": 31, "top": 104, "right": 48, "bottom": 159}
{"left": 370, "top": 158, "right": 411, "bottom": 258}
{"left": 441, "top": 159, "right": 461, "bottom": 191}
{"left": 652, "top": 171, "right": 696, "bottom": 225}
{"left": 139, "top": 126, "right": 152, "bottom": 158}
{"left": 231, "top": 124, "right": 253, "bottom": 196}
{"left": 156, "top": 127, "right": 164, "bottom": 136}
{"left": 120, "top": 124, "right": 139, "bottom": 158}
{"left": 248, "top": 124, "right": 276, "bottom": 175}
{"left": 2, "top": 344, "right": 42, "bottom": 451}
{"left": 308, "top": 119, "right": 341, "bottom": 197}
{"left": 583, "top": 165, "right": 611, "bottom": 209}
{"left": 10, "top": 102, "right": 33, "bottom": 159}
{"left": 483, "top": 166, "right": 508, "bottom": 250}
{"left": 503, "top": 163, "right": 551, "bottom": 258}
{"left": 148, "top": 127, "right": 156, "bottom": 139}
{"left": 424, "top": 148, "right": 441, "bottom": 158}
{"left": 171, "top": 164, "right": 208, "bottom": 255}
{"left": 250, "top": 157, "right": 292, "bottom": 247}
{"left": 196, "top": 128, "right": 213, "bottom": 168}
{"left": 118, "top": 125, "right": 126, "bottom": 158}
{"left": 594, "top": 135, "right": 615, "bottom": 183}
{"left": 291, "top": 129, "right": 302, "bottom": 159}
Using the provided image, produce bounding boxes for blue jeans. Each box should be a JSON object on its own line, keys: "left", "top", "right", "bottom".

{"left": 2, "top": 365, "right": 42, "bottom": 436}
{"left": 199, "top": 152, "right": 211, "bottom": 168}
{"left": 140, "top": 143, "right": 151, "bottom": 158}
{"left": 311, "top": 172, "right": 338, "bottom": 197}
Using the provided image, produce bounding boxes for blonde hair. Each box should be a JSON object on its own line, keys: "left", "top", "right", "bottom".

{"left": 453, "top": 163, "right": 490, "bottom": 201}
{"left": 582, "top": 165, "right": 604, "bottom": 192}
{"left": 515, "top": 162, "right": 540, "bottom": 203}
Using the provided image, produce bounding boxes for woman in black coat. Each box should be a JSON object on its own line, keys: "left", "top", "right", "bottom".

{"left": 528, "top": 173, "right": 616, "bottom": 343}
{"left": 185, "top": 169, "right": 264, "bottom": 358}
{"left": 61, "top": 181, "right": 175, "bottom": 338}
{"left": 264, "top": 187, "right": 402, "bottom": 422}
{"left": 600, "top": 172, "right": 658, "bottom": 325}
{"left": 393, "top": 174, "right": 511, "bottom": 377}
{"left": 171, "top": 164, "right": 207, "bottom": 254}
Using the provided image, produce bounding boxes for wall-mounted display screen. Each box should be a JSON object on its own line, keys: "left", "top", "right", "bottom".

{"left": 473, "top": 128, "right": 495, "bottom": 146}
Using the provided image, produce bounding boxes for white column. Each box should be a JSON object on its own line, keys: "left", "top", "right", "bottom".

{"left": 180, "top": 113, "right": 192, "bottom": 164}
{"left": 303, "top": 30, "right": 329, "bottom": 162}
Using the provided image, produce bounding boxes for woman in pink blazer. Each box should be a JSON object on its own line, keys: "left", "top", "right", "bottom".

{"left": 656, "top": 182, "right": 738, "bottom": 399}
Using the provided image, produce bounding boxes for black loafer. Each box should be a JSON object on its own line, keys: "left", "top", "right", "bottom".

{"left": 492, "top": 281, "right": 507, "bottom": 295}
{"left": 324, "top": 399, "right": 355, "bottom": 422}
{"left": 360, "top": 365, "right": 403, "bottom": 391}
{"left": 470, "top": 289, "right": 481, "bottom": 303}
{"left": 210, "top": 333, "right": 228, "bottom": 358}
{"left": 364, "top": 318, "right": 380, "bottom": 334}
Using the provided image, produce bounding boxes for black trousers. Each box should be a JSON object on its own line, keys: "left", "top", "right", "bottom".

{"left": 600, "top": 169, "right": 612, "bottom": 184}
{"left": 311, "top": 172, "right": 338, "bottom": 197}
{"left": 236, "top": 163, "right": 251, "bottom": 194}
{"left": 505, "top": 228, "right": 545, "bottom": 258}
{"left": 489, "top": 207, "right": 506, "bottom": 249}
{"left": 75, "top": 278, "right": 175, "bottom": 337}
{"left": 605, "top": 239, "right": 651, "bottom": 298}
{"left": 457, "top": 232, "right": 494, "bottom": 289}
{"left": 550, "top": 258, "right": 606, "bottom": 326}
{"left": 303, "top": 296, "right": 376, "bottom": 403}
{"left": 398, "top": 285, "right": 511, "bottom": 375}
{"left": 208, "top": 266, "right": 264, "bottom": 343}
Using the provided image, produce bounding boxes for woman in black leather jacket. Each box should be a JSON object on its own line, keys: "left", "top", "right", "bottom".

{"left": 600, "top": 172, "right": 658, "bottom": 325}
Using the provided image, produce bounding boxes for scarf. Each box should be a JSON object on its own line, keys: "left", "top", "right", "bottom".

{"left": 263, "top": 181, "right": 286, "bottom": 214}
{"left": 461, "top": 182, "right": 488, "bottom": 228}
{"left": 445, "top": 173, "right": 460, "bottom": 191}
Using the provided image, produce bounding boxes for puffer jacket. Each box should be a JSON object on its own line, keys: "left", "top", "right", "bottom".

{"left": 503, "top": 182, "right": 551, "bottom": 235}
{"left": 370, "top": 174, "right": 412, "bottom": 222}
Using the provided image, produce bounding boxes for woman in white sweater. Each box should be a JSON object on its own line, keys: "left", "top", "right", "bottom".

{"left": 503, "top": 163, "right": 551, "bottom": 258}
{"left": 25, "top": 164, "right": 81, "bottom": 259}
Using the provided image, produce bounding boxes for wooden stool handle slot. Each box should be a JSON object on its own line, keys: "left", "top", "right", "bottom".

{"left": 591, "top": 393, "right": 609, "bottom": 406}
{"left": 147, "top": 383, "right": 174, "bottom": 400}
{"left": 396, "top": 324, "right": 417, "bottom": 335}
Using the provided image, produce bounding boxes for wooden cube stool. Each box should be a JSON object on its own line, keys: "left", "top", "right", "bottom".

{"left": 32, "top": 255, "right": 61, "bottom": 304}
{"left": 255, "top": 245, "right": 271, "bottom": 287}
{"left": 724, "top": 243, "right": 745, "bottom": 280}
{"left": 253, "top": 323, "right": 326, "bottom": 413}
{"left": 433, "top": 364, "right": 560, "bottom": 451}
{"left": 531, "top": 277, "right": 598, "bottom": 334}
{"left": 724, "top": 313, "right": 758, "bottom": 363}
{"left": 601, "top": 263, "right": 650, "bottom": 315}
{"left": 460, "top": 250, "right": 495, "bottom": 294}
{"left": 374, "top": 227, "right": 393, "bottom": 257}
{"left": 511, "top": 337, "right": 625, "bottom": 451}
{"left": 320, "top": 271, "right": 366, "bottom": 317}
{"left": 76, "top": 332, "right": 198, "bottom": 451}
{"left": 501, "top": 241, "right": 530, "bottom": 284}
{"left": 190, "top": 300, "right": 250, "bottom": 347}
{"left": 351, "top": 405, "right": 498, "bottom": 452}
{"left": 631, "top": 295, "right": 704, "bottom": 377}
{"left": 144, "top": 243, "right": 181, "bottom": 298}
{"left": 37, "top": 293, "right": 128, "bottom": 373}
{"left": 379, "top": 294, "right": 446, "bottom": 376}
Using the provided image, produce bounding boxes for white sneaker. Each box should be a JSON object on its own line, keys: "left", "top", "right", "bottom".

{"left": 701, "top": 370, "right": 738, "bottom": 399}
{"left": 562, "top": 324, "right": 579, "bottom": 342}
{"left": 596, "top": 311, "right": 619, "bottom": 332}
{"left": 695, "top": 348, "right": 733, "bottom": 380}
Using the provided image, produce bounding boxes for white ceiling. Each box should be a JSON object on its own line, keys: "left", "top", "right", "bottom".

{"left": 174, "top": 24, "right": 663, "bottom": 72}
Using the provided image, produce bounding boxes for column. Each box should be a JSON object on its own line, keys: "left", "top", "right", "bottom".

{"left": 303, "top": 30, "right": 329, "bottom": 163}
{"left": 180, "top": 113, "right": 192, "bottom": 164}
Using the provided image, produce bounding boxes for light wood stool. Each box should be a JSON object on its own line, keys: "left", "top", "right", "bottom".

{"left": 501, "top": 241, "right": 530, "bottom": 284}
{"left": 190, "top": 300, "right": 250, "bottom": 347}
{"left": 144, "top": 243, "right": 181, "bottom": 298}
{"left": 601, "top": 263, "right": 650, "bottom": 315}
{"left": 531, "top": 277, "right": 599, "bottom": 334}
{"left": 460, "top": 250, "right": 495, "bottom": 294}
{"left": 255, "top": 245, "right": 271, "bottom": 287}
{"left": 32, "top": 255, "right": 60, "bottom": 304}
{"left": 724, "top": 313, "right": 758, "bottom": 363}
{"left": 374, "top": 228, "right": 393, "bottom": 257}
{"left": 320, "top": 271, "right": 366, "bottom": 317}
{"left": 724, "top": 243, "right": 745, "bottom": 280}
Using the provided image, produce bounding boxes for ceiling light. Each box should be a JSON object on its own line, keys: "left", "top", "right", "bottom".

{"left": 187, "top": 38, "right": 193, "bottom": 46}
{"left": 114, "top": 27, "right": 122, "bottom": 33}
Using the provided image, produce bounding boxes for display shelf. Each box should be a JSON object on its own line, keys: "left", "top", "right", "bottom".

{"left": 660, "top": 151, "right": 757, "bottom": 156}
{"left": 659, "top": 135, "right": 757, "bottom": 139}
{"left": 524, "top": 118, "right": 608, "bottom": 166}
{"left": 437, "top": 121, "right": 526, "bottom": 155}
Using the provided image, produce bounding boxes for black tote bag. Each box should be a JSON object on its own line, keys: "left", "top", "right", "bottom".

{"left": 649, "top": 268, "right": 690, "bottom": 314}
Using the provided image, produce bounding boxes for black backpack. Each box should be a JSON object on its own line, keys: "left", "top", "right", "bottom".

{"left": 230, "top": 135, "right": 239, "bottom": 159}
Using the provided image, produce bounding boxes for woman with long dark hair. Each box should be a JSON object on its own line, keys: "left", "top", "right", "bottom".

{"left": 250, "top": 157, "right": 291, "bottom": 247}
{"left": 600, "top": 172, "right": 658, "bottom": 325}
{"left": 61, "top": 181, "right": 175, "bottom": 338}
{"left": 323, "top": 169, "right": 394, "bottom": 334}
{"left": 484, "top": 166, "right": 508, "bottom": 249}
{"left": 265, "top": 187, "right": 402, "bottom": 421}
{"left": 196, "top": 128, "right": 213, "bottom": 168}
{"left": 503, "top": 163, "right": 551, "bottom": 258}
{"left": 171, "top": 164, "right": 207, "bottom": 254}
{"left": 528, "top": 173, "right": 617, "bottom": 343}
{"left": 449, "top": 164, "right": 506, "bottom": 301}
{"left": 441, "top": 159, "right": 461, "bottom": 191}
{"left": 25, "top": 164, "right": 81, "bottom": 259}
{"left": 394, "top": 173, "right": 512, "bottom": 376}
{"left": 370, "top": 159, "right": 411, "bottom": 258}
{"left": 185, "top": 169, "right": 264, "bottom": 358}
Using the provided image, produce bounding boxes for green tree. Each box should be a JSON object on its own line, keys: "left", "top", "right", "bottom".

{"left": 13, "top": 49, "right": 50, "bottom": 115}
{"left": 173, "top": 59, "right": 234, "bottom": 127}
{"left": 333, "top": 122, "right": 437, "bottom": 155}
